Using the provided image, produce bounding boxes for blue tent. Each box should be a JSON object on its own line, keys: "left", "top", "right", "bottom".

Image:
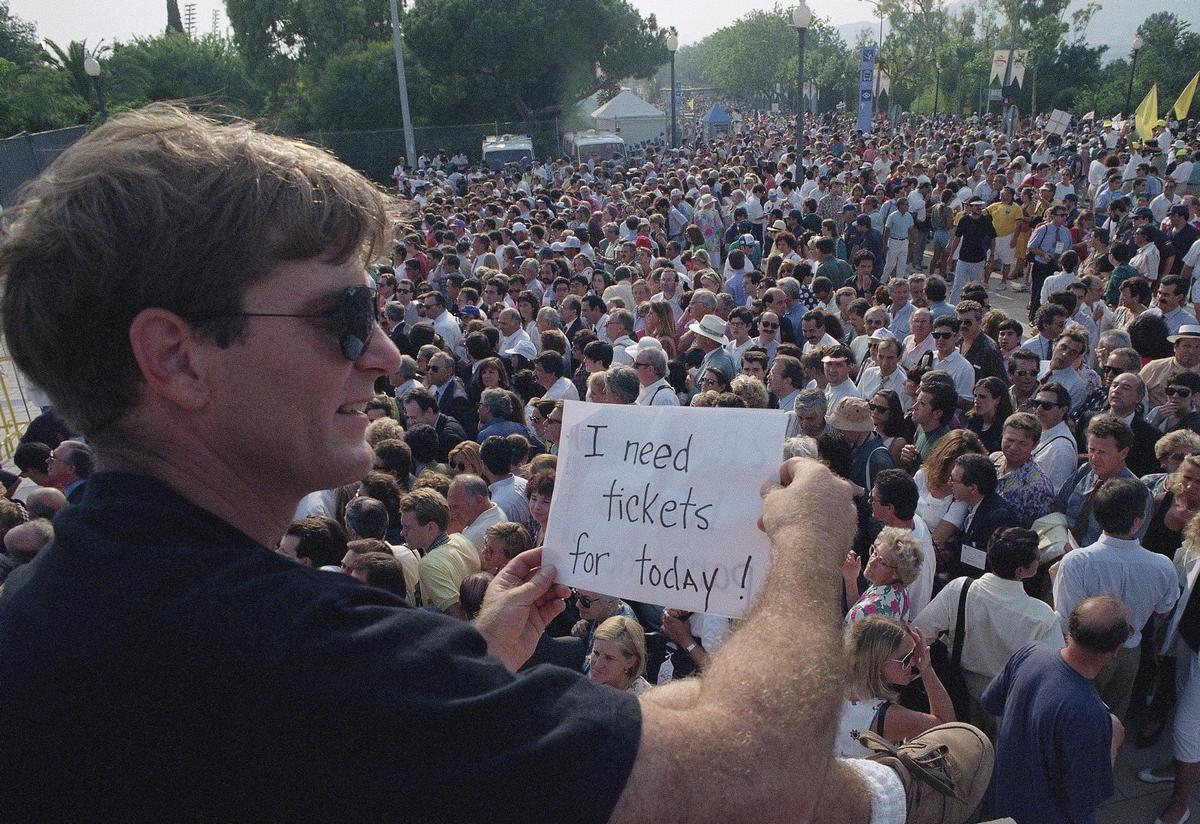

{"left": 704, "top": 103, "right": 732, "bottom": 137}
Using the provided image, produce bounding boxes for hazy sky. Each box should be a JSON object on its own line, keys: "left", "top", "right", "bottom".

{"left": 9, "top": 0, "right": 870, "bottom": 51}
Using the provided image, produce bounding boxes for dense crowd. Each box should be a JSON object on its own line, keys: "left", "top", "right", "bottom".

{"left": 3, "top": 103, "right": 1200, "bottom": 822}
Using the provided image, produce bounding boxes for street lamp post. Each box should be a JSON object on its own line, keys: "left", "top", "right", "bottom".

{"left": 791, "top": 3, "right": 812, "bottom": 166}
{"left": 666, "top": 31, "right": 679, "bottom": 149}
{"left": 933, "top": 64, "right": 940, "bottom": 117}
{"left": 82, "top": 55, "right": 107, "bottom": 122}
{"left": 1124, "top": 34, "right": 1144, "bottom": 115}
{"left": 388, "top": 0, "right": 417, "bottom": 172}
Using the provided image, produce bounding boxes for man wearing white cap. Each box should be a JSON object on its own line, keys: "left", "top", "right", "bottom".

{"left": 689, "top": 315, "right": 736, "bottom": 387}
{"left": 629, "top": 340, "right": 679, "bottom": 406}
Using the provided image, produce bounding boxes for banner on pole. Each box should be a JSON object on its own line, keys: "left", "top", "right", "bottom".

{"left": 990, "top": 50, "right": 1008, "bottom": 85}
{"left": 1174, "top": 71, "right": 1199, "bottom": 122}
{"left": 1011, "top": 50, "right": 1029, "bottom": 88}
{"left": 541, "top": 403, "right": 787, "bottom": 617}
{"left": 1135, "top": 84, "right": 1159, "bottom": 141}
{"left": 858, "top": 46, "right": 876, "bottom": 133}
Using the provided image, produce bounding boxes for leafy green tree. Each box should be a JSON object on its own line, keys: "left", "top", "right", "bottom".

{"left": 103, "top": 33, "right": 264, "bottom": 116}
{"left": 43, "top": 39, "right": 107, "bottom": 111}
{"left": 0, "top": 58, "right": 89, "bottom": 135}
{"left": 0, "top": 0, "right": 41, "bottom": 67}
{"left": 167, "top": 0, "right": 184, "bottom": 34}
{"left": 402, "top": 0, "right": 668, "bottom": 119}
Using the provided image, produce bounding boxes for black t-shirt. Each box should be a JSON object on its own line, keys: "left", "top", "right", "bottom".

{"left": 955, "top": 213, "right": 998, "bottom": 263}
{"left": 0, "top": 473, "right": 641, "bottom": 821}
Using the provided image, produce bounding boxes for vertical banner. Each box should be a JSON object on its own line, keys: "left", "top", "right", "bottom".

{"left": 990, "top": 50, "right": 1009, "bottom": 85}
{"left": 541, "top": 403, "right": 787, "bottom": 617}
{"left": 859, "top": 46, "right": 876, "bottom": 133}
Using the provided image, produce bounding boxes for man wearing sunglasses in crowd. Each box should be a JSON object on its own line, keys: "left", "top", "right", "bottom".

{"left": 1, "top": 107, "right": 1005, "bottom": 824}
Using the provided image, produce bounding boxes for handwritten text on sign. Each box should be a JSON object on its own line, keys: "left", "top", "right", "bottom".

{"left": 542, "top": 402, "right": 786, "bottom": 617}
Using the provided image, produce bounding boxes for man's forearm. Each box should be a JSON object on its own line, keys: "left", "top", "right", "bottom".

{"left": 610, "top": 461, "right": 857, "bottom": 822}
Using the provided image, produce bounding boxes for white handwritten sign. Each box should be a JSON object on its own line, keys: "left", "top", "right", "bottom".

{"left": 542, "top": 402, "right": 787, "bottom": 617}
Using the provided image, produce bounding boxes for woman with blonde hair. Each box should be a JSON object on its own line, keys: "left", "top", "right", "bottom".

{"left": 587, "top": 615, "right": 651, "bottom": 694}
{"left": 835, "top": 616, "right": 955, "bottom": 757}
{"left": 841, "top": 527, "right": 924, "bottom": 625}
{"left": 447, "top": 441, "right": 484, "bottom": 477}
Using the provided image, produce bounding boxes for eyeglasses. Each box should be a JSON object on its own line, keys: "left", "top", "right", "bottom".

{"left": 1013, "top": 369, "right": 1038, "bottom": 378}
{"left": 216, "top": 284, "right": 379, "bottom": 361}
{"left": 546, "top": 416, "right": 563, "bottom": 425}
{"left": 428, "top": 364, "right": 441, "bottom": 373}
{"left": 573, "top": 590, "right": 602, "bottom": 608}
{"left": 760, "top": 322, "right": 779, "bottom": 330}
{"left": 700, "top": 377, "right": 721, "bottom": 387}
{"left": 869, "top": 403, "right": 891, "bottom": 413}
{"left": 1033, "top": 400, "right": 1063, "bottom": 410}
{"left": 633, "top": 361, "right": 654, "bottom": 369}
{"left": 450, "top": 461, "right": 469, "bottom": 471}
{"left": 869, "top": 548, "right": 897, "bottom": 568}
{"left": 931, "top": 331, "right": 956, "bottom": 340}
{"left": 1166, "top": 387, "right": 1193, "bottom": 398}
{"left": 1101, "top": 366, "right": 1124, "bottom": 375}
{"left": 958, "top": 319, "right": 975, "bottom": 327}
{"left": 891, "top": 648, "right": 917, "bottom": 669}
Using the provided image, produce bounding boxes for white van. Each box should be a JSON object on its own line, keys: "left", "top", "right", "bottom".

{"left": 482, "top": 134, "right": 534, "bottom": 170}
{"left": 565, "top": 130, "right": 626, "bottom": 163}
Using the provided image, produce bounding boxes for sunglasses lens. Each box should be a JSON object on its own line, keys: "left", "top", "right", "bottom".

{"left": 335, "top": 285, "right": 377, "bottom": 361}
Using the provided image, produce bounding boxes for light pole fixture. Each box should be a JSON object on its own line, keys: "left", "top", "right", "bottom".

{"left": 1124, "top": 34, "right": 1144, "bottom": 115}
{"left": 83, "top": 55, "right": 107, "bottom": 122}
{"left": 666, "top": 30, "right": 679, "bottom": 149}
{"left": 791, "top": 3, "right": 812, "bottom": 167}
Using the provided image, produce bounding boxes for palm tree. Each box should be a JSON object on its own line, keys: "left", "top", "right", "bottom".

{"left": 43, "top": 38, "right": 107, "bottom": 107}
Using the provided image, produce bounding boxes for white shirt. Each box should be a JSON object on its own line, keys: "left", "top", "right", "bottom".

{"left": 907, "top": 518, "right": 937, "bottom": 618}
{"left": 544, "top": 376, "right": 579, "bottom": 402}
{"left": 460, "top": 502, "right": 507, "bottom": 559}
{"left": 1130, "top": 243, "right": 1161, "bottom": 280}
{"left": 1053, "top": 533, "right": 1178, "bottom": 647}
{"left": 802, "top": 333, "right": 838, "bottom": 354}
{"left": 1032, "top": 420, "right": 1078, "bottom": 492}
{"left": 637, "top": 377, "right": 680, "bottom": 406}
{"left": 1146, "top": 305, "right": 1199, "bottom": 336}
{"left": 856, "top": 364, "right": 908, "bottom": 404}
{"left": 430, "top": 310, "right": 463, "bottom": 356}
{"left": 1039, "top": 272, "right": 1080, "bottom": 306}
{"left": 488, "top": 475, "right": 533, "bottom": 534}
{"left": 901, "top": 333, "right": 934, "bottom": 371}
{"left": 913, "top": 573, "right": 1064, "bottom": 699}
{"left": 932, "top": 350, "right": 976, "bottom": 401}
{"left": 824, "top": 379, "right": 861, "bottom": 406}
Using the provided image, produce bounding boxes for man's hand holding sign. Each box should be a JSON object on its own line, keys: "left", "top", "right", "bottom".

{"left": 542, "top": 401, "right": 788, "bottom": 617}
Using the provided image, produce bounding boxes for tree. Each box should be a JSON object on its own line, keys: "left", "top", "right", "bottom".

{"left": 675, "top": 5, "right": 853, "bottom": 114}
{"left": 103, "top": 33, "right": 264, "bottom": 117}
{"left": 43, "top": 39, "right": 106, "bottom": 110}
{"left": 0, "top": 0, "right": 41, "bottom": 67}
{"left": 167, "top": 0, "right": 184, "bottom": 35}
{"left": 225, "top": 0, "right": 390, "bottom": 78}
{"left": 402, "top": 0, "right": 668, "bottom": 119}
{"left": 0, "top": 58, "right": 89, "bottom": 135}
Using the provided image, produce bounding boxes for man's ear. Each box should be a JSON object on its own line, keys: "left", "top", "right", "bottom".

{"left": 127, "top": 308, "right": 213, "bottom": 413}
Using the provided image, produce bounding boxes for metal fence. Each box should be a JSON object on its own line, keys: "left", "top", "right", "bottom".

{"left": 0, "top": 126, "right": 87, "bottom": 209}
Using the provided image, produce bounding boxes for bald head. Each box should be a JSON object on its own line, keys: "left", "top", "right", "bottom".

{"left": 1068, "top": 594, "right": 1132, "bottom": 655}
{"left": 5, "top": 518, "right": 53, "bottom": 561}
{"left": 26, "top": 487, "right": 67, "bottom": 520}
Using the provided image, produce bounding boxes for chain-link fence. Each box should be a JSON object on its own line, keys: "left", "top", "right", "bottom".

{"left": 0, "top": 126, "right": 88, "bottom": 209}
{"left": 296, "top": 118, "right": 564, "bottom": 185}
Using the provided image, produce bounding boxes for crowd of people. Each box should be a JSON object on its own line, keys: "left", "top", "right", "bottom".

{"left": 2, "top": 101, "right": 1200, "bottom": 822}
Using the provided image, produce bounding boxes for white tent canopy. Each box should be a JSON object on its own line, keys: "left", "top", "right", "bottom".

{"left": 590, "top": 89, "right": 667, "bottom": 146}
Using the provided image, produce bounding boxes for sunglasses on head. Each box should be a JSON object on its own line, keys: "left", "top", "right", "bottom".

{"left": 221, "top": 284, "right": 379, "bottom": 361}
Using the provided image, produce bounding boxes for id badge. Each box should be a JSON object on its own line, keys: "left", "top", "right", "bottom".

{"left": 961, "top": 543, "right": 987, "bottom": 569}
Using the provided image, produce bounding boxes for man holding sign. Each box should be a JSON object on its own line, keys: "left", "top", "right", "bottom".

{"left": 0, "top": 107, "right": 990, "bottom": 824}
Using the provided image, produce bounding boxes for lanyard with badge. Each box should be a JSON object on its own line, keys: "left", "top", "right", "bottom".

{"left": 959, "top": 507, "right": 987, "bottom": 570}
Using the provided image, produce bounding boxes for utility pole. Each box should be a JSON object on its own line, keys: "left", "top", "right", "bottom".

{"left": 388, "top": 0, "right": 417, "bottom": 171}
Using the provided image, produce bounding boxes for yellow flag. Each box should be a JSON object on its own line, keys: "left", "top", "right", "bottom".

{"left": 1135, "top": 84, "right": 1158, "bottom": 141}
{"left": 1175, "top": 71, "right": 1199, "bottom": 121}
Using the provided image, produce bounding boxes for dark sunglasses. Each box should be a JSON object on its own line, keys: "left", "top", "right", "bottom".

{"left": 221, "top": 284, "right": 378, "bottom": 361}
{"left": 931, "top": 331, "right": 956, "bottom": 340}
{"left": 1013, "top": 369, "right": 1038, "bottom": 378}
{"left": 1166, "top": 387, "right": 1193, "bottom": 398}
{"left": 451, "top": 461, "right": 469, "bottom": 471}
{"left": 760, "top": 322, "right": 779, "bottom": 330}
{"left": 573, "top": 590, "right": 599, "bottom": 608}
{"left": 869, "top": 403, "right": 891, "bottom": 413}
{"left": 1101, "top": 366, "right": 1124, "bottom": 375}
{"left": 1034, "top": 400, "right": 1063, "bottom": 410}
